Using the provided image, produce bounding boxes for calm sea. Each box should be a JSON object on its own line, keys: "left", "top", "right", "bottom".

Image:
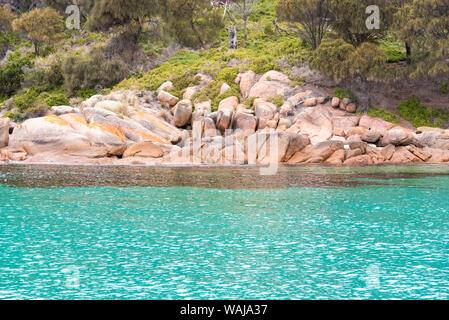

{"left": 1, "top": 164, "right": 449, "bottom": 299}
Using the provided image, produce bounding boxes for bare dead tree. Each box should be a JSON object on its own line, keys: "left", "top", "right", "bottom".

{"left": 232, "top": 0, "right": 258, "bottom": 44}
{"left": 226, "top": 26, "right": 237, "bottom": 49}
{"left": 273, "top": 18, "right": 279, "bottom": 40}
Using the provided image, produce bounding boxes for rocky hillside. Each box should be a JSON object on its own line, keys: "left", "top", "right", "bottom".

{"left": 1, "top": 69, "right": 449, "bottom": 165}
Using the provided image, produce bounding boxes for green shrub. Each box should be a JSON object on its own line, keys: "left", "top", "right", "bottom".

{"left": 333, "top": 88, "right": 359, "bottom": 103}
{"left": 116, "top": 50, "right": 209, "bottom": 94}
{"left": 264, "top": 23, "right": 274, "bottom": 36}
{"left": 39, "top": 91, "right": 69, "bottom": 106}
{"left": 168, "top": 70, "right": 201, "bottom": 98}
{"left": 23, "top": 58, "right": 63, "bottom": 92}
{"left": 345, "top": 42, "right": 387, "bottom": 79}
{"left": 440, "top": 80, "right": 449, "bottom": 94}
{"left": 62, "top": 47, "right": 128, "bottom": 94}
{"left": 309, "top": 39, "right": 354, "bottom": 80}
{"left": 116, "top": 33, "right": 310, "bottom": 95}
{"left": 379, "top": 40, "right": 406, "bottom": 63}
{"left": 13, "top": 89, "right": 39, "bottom": 113}
{"left": 191, "top": 80, "right": 240, "bottom": 112}
{"left": 76, "top": 88, "right": 97, "bottom": 99}
{"left": 268, "top": 94, "right": 284, "bottom": 107}
{"left": 216, "top": 67, "right": 239, "bottom": 84}
{"left": 4, "top": 110, "right": 15, "bottom": 120}
{"left": 249, "top": 56, "right": 279, "bottom": 74}
{"left": 243, "top": 96, "right": 258, "bottom": 109}
{"left": 397, "top": 98, "right": 449, "bottom": 128}
{"left": 367, "top": 106, "right": 400, "bottom": 124}
{"left": 8, "top": 88, "right": 69, "bottom": 120}
{"left": 0, "top": 51, "right": 34, "bottom": 96}
{"left": 269, "top": 37, "right": 309, "bottom": 64}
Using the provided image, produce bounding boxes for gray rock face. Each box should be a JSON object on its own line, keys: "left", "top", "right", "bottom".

{"left": 362, "top": 130, "right": 383, "bottom": 144}
{"left": 51, "top": 106, "right": 80, "bottom": 116}
{"left": 233, "top": 112, "right": 257, "bottom": 134}
{"left": 378, "top": 129, "right": 422, "bottom": 147}
{"left": 418, "top": 131, "right": 449, "bottom": 150}
{"left": 157, "top": 91, "right": 179, "bottom": 106}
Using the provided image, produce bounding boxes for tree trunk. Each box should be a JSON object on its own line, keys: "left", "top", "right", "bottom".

{"left": 33, "top": 42, "right": 39, "bottom": 56}
{"left": 244, "top": 18, "right": 248, "bottom": 45}
{"left": 227, "top": 27, "right": 237, "bottom": 50}
{"left": 190, "top": 20, "right": 205, "bottom": 48}
{"left": 273, "top": 19, "right": 279, "bottom": 40}
{"left": 405, "top": 41, "right": 412, "bottom": 65}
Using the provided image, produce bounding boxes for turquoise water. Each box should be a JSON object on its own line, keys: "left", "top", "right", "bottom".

{"left": 1, "top": 165, "right": 449, "bottom": 300}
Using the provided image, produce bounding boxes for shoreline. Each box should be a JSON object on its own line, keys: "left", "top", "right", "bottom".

{"left": 3, "top": 161, "right": 449, "bottom": 167}
{"left": 2, "top": 162, "right": 449, "bottom": 190}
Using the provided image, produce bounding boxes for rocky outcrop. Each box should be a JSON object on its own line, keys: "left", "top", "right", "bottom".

{"left": 361, "top": 130, "right": 382, "bottom": 144}
{"left": 254, "top": 99, "right": 277, "bottom": 122}
{"left": 417, "top": 129, "right": 449, "bottom": 150}
{"left": 51, "top": 106, "right": 80, "bottom": 115}
{"left": 173, "top": 100, "right": 192, "bottom": 128}
{"left": 289, "top": 141, "right": 344, "bottom": 164}
{"left": 359, "top": 116, "right": 395, "bottom": 131}
{"left": 378, "top": 128, "right": 421, "bottom": 147}
{"left": 2, "top": 69, "right": 449, "bottom": 166}
{"left": 235, "top": 71, "right": 256, "bottom": 99}
{"left": 233, "top": 112, "right": 257, "bottom": 134}
{"left": 344, "top": 155, "right": 373, "bottom": 166}
{"left": 260, "top": 71, "right": 291, "bottom": 84}
{"left": 219, "top": 96, "right": 239, "bottom": 112}
{"left": 294, "top": 106, "right": 333, "bottom": 144}
{"left": 123, "top": 142, "right": 164, "bottom": 158}
{"left": 332, "top": 116, "right": 360, "bottom": 131}
{"left": 216, "top": 109, "right": 233, "bottom": 133}
{"left": 220, "top": 83, "right": 231, "bottom": 95}
{"left": 157, "top": 91, "right": 179, "bottom": 107}
{"left": 248, "top": 71, "right": 291, "bottom": 99}
{"left": 9, "top": 115, "right": 93, "bottom": 156}
{"left": 325, "top": 149, "right": 346, "bottom": 164}
{"left": 247, "top": 132, "right": 309, "bottom": 164}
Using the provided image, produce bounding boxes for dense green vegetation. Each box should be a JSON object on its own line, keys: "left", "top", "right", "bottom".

{"left": 367, "top": 106, "right": 400, "bottom": 124}
{"left": 0, "top": 0, "right": 448, "bottom": 127}
{"left": 397, "top": 98, "right": 449, "bottom": 128}
{"left": 333, "top": 88, "right": 359, "bottom": 104}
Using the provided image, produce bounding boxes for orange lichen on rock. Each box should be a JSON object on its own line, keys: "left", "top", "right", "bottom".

{"left": 91, "top": 123, "right": 126, "bottom": 142}
{"left": 126, "top": 127, "right": 170, "bottom": 144}
{"left": 44, "top": 115, "right": 71, "bottom": 127}
{"left": 65, "top": 114, "right": 89, "bottom": 126}
{"left": 137, "top": 112, "right": 174, "bottom": 133}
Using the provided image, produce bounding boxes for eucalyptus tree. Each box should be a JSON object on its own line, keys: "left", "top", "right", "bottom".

{"left": 276, "top": 0, "right": 331, "bottom": 49}
{"left": 164, "top": 0, "right": 223, "bottom": 48}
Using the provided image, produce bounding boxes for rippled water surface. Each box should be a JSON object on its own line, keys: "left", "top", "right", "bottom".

{"left": 1, "top": 164, "right": 449, "bottom": 299}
